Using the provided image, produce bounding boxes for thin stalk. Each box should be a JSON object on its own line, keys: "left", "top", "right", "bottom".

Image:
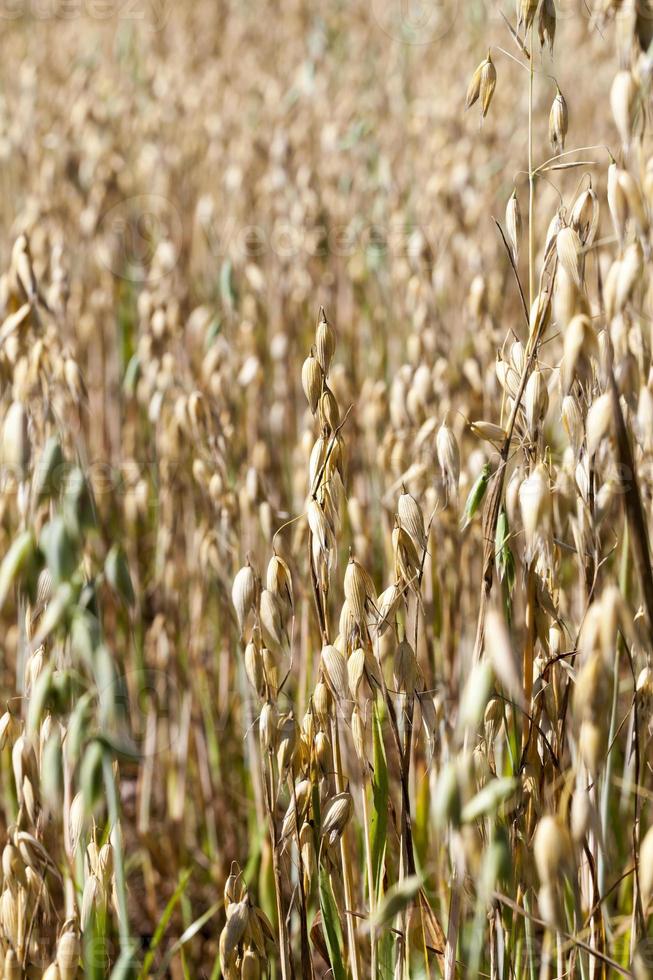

{"left": 399, "top": 688, "right": 416, "bottom": 979}
{"left": 291, "top": 776, "right": 312, "bottom": 980}
{"left": 523, "top": 563, "right": 536, "bottom": 751}
{"left": 538, "top": 930, "right": 551, "bottom": 980}
{"left": 331, "top": 713, "right": 361, "bottom": 980}
{"left": 528, "top": 25, "right": 535, "bottom": 309}
{"left": 495, "top": 892, "right": 632, "bottom": 977}
{"left": 265, "top": 753, "right": 292, "bottom": 980}
{"left": 607, "top": 360, "right": 653, "bottom": 648}
{"left": 444, "top": 866, "right": 461, "bottom": 980}
{"left": 523, "top": 891, "right": 536, "bottom": 980}
{"left": 599, "top": 524, "right": 629, "bottom": 896}
{"left": 361, "top": 774, "right": 377, "bottom": 978}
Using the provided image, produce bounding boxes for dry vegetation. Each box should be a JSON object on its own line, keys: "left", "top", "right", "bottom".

{"left": 0, "top": 0, "right": 652, "bottom": 976}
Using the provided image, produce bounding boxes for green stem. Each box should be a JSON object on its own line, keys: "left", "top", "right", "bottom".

{"left": 266, "top": 753, "right": 292, "bottom": 980}
{"left": 361, "top": 777, "right": 377, "bottom": 979}
{"left": 331, "top": 714, "right": 361, "bottom": 980}
{"left": 102, "top": 753, "right": 135, "bottom": 965}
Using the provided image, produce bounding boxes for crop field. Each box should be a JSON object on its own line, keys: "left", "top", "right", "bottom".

{"left": 0, "top": 0, "right": 651, "bottom": 977}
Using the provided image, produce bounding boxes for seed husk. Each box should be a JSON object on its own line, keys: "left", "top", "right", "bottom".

{"left": 549, "top": 87, "right": 568, "bottom": 152}
{"left": 321, "top": 791, "right": 353, "bottom": 846}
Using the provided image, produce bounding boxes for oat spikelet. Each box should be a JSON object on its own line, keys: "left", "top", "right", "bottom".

{"left": 519, "top": 0, "right": 539, "bottom": 32}
{"left": 436, "top": 421, "right": 460, "bottom": 501}
{"left": 549, "top": 87, "right": 568, "bottom": 152}
{"left": 534, "top": 816, "right": 573, "bottom": 886}
{"left": 232, "top": 561, "right": 257, "bottom": 635}
{"left": 321, "top": 644, "right": 349, "bottom": 703}
{"left": 505, "top": 189, "right": 522, "bottom": 261}
{"left": 556, "top": 225, "right": 582, "bottom": 289}
{"left": 397, "top": 487, "right": 427, "bottom": 553}
{"left": 321, "top": 791, "right": 353, "bottom": 847}
{"left": 570, "top": 182, "right": 599, "bottom": 247}
{"left": 586, "top": 392, "right": 613, "bottom": 457}
{"left": 519, "top": 463, "right": 551, "bottom": 562}
{"left": 466, "top": 52, "right": 496, "bottom": 118}
{"left": 2, "top": 401, "right": 30, "bottom": 481}
{"left": 302, "top": 351, "right": 323, "bottom": 414}
{"left": 538, "top": 0, "right": 556, "bottom": 51}
{"left": 608, "top": 160, "right": 628, "bottom": 246}
{"left": 316, "top": 308, "right": 336, "bottom": 376}
{"left": 610, "top": 70, "right": 638, "bottom": 148}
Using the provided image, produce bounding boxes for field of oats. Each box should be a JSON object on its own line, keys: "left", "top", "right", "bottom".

{"left": 0, "top": 0, "right": 651, "bottom": 976}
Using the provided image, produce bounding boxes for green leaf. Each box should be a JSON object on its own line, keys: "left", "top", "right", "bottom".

{"left": 258, "top": 837, "right": 276, "bottom": 934}
{"left": 378, "top": 928, "right": 395, "bottom": 979}
{"left": 80, "top": 740, "right": 105, "bottom": 811}
{"left": 32, "top": 581, "right": 77, "bottom": 647}
{"left": 460, "top": 462, "right": 491, "bottom": 531}
{"left": 66, "top": 692, "right": 94, "bottom": 766}
{"left": 71, "top": 609, "right": 101, "bottom": 671}
{"left": 138, "top": 869, "right": 192, "bottom": 979}
{"left": 33, "top": 437, "right": 65, "bottom": 504}
{"left": 94, "top": 644, "right": 121, "bottom": 728}
{"left": 495, "top": 508, "right": 515, "bottom": 594}
{"left": 83, "top": 906, "right": 105, "bottom": 980}
{"left": 0, "top": 530, "right": 37, "bottom": 610}
{"left": 482, "top": 825, "right": 511, "bottom": 892}
{"left": 105, "top": 545, "right": 135, "bottom": 607}
{"left": 318, "top": 867, "right": 347, "bottom": 980}
{"left": 159, "top": 900, "right": 221, "bottom": 974}
{"left": 40, "top": 517, "right": 78, "bottom": 585}
{"left": 123, "top": 354, "right": 141, "bottom": 396}
{"left": 370, "top": 697, "right": 388, "bottom": 900}
{"left": 461, "top": 777, "right": 517, "bottom": 823}
{"left": 204, "top": 317, "right": 221, "bottom": 349}
{"left": 94, "top": 733, "right": 141, "bottom": 763}
{"left": 109, "top": 945, "right": 138, "bottom": 980}
{"left": 220, "top": 259, "right": 237, "bottom": 311}
{"left": 433, "top": 761, "right": 461, "bottom": 828}
{"left": 27, "top": 665, "right": 53, "bottom": 733}
{"left": 64, "top": 467, "right": 96, "bottom": 533}
{"left": 369, "top": 874, "right": 422, "bottom": 930}
{"left": 414, "top": 767, "right": 430, "bottom": 867}
{"left": 41, "top": 730, "right": 63, "bottom": 810}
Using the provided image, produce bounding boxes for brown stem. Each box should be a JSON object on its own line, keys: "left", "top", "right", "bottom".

{"left": 522, "top": 563, "right": 536, "bottom": 751}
